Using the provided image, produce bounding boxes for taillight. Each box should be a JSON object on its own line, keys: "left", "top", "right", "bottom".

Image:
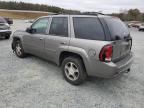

{"left": 99, "top": 45, "right": 113, "bottom": 62}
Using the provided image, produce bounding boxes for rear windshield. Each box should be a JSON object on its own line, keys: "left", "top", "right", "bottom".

{"left": 73, "top": 17, "right": 105, "bottom": 40}
{"left": 0, "top": 17, "right": 6, "bottom": 23}
{"left": 104, "top": 17, "right": 130, "bottom": 40}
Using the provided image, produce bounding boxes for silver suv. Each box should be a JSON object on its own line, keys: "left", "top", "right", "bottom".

{"left": 12, "top": 15, "right": 133, "bottom": 85}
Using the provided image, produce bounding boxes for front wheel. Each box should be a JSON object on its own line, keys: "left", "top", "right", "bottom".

{"left": 14, "top": 40, "right": 26, "bottom": 58}
{"left": 61, "top": 57, "right": 87, "bottom": 85}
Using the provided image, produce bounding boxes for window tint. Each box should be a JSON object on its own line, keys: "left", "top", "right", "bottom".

{"left": 32, "top": 17, "right": 49, "bottom": 34}
{"left": 104, "top": 17, "right": 129, "bottom": 40}
{"left": 49, "top": 17, "right": 68, "bottom": 37}
{"left": 73, "top": 17, "right": 105, "bottom": 40}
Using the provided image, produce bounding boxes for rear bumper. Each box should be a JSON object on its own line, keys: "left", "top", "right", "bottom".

{"left": 86, "top": 52, "right": 133, "bottom": 78}
{"left": 112, "top": 53, "right": 133, "bottom": 77}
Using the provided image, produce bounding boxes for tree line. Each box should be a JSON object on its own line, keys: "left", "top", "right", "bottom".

{"left": 0, "top": 1, "right": 143, "bottom": 21}
{"left": 112, "top": 9, "right": 144, "bottom": 22}
{"left": 0, "top": 1, "right": 80, "bottom": 14}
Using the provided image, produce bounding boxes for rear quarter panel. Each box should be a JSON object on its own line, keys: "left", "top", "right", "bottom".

{"left": 69, "top": 38, "right": 112, "bottom": 76}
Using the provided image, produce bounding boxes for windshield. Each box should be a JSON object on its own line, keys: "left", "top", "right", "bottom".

{"left": 104, "top": 17, "right": 130, "bottom": 40}
{"left": 0, "top": 17, "right": 6, "bottom": 23}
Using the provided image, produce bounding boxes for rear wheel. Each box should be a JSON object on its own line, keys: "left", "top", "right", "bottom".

{"left": 61, "top": 57, "right": 87, "bottom": 85}
{"left": 14, "top": 40, "right": 26, "bottom": 58}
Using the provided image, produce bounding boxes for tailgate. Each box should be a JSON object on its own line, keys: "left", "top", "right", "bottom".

{"left": 112, "top": 38, "right": 132, "bottom": 61}
{"left": 103, "top": 17, "right": 132, "bottom": 61}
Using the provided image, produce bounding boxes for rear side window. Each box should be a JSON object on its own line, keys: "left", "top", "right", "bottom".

{"left": 73, "top": 17, "right": 105, "bottom": 40}
{"left": 49, "top": 17, "right": 68, "bottom": 37}
{"left": 104, "top": 17, "right": 130, "bottom": 40}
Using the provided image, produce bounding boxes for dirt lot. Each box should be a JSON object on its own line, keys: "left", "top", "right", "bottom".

{"left": 0, "top": 20, "right": 144, "bottom": 108}
{"left": 0, "top": 10, "right": 49, "bottom": 19}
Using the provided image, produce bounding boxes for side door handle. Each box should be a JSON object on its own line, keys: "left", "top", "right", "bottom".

{"left": 39, "top": 38, "right": 44, "bottom": 40}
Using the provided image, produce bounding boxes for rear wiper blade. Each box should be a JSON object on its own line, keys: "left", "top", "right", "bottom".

{"left": 115, "top": 35, "right": 121, "bottom": 40}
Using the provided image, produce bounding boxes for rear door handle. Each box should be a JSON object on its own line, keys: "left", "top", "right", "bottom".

{"left": 122, "top": 42, "right": 129, "bottom": 46}
{"left": 60, "top": 42, "right": 67, "bottom": 45}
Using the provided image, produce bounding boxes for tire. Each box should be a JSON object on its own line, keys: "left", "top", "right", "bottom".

{"left": 61, "top": 57, "right": 87, "bottom": 85}
{"left": 5, "top": 34, "right": 10, "bottom": 39}
{"left": 14, "top": 40, "right": 26, "bottom": 58}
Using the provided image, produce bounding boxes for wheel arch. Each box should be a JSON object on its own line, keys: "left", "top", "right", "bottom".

{"left": 12, "top": 37, "right": 21, "bottom": 50}
{"left": 59, "top": 51, "right": 88, "bottom": 74}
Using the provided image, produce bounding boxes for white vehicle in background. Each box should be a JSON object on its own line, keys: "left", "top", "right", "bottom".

{"left": 25, "top": 19, "right": 34, "bottom": 23}
{"left": 139, "top": 24, "right": 144, "bottom": 31}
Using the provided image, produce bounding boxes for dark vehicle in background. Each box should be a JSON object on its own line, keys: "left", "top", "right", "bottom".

{"left": 3, "top": 17, "right": 13, "bottom": 25}
{"left": 0, "top": 17, "right": 12, "bottom": 39}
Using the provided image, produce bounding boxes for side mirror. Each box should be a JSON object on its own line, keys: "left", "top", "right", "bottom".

{"left": 26, "top": 27, "right": 31, "bottom": 33}
{"left": 26, "top": 27, "right": 36, "bottom": 33}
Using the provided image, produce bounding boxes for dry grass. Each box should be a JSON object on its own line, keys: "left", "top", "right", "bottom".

{"left": 0, "top": 11, "right": 49, "bottom": 19}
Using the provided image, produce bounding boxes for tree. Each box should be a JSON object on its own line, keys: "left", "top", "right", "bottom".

{"left": 112, "top": 9, "right": 144, "bottom": 22}
{"left": 127, "top": 9, "right": 141, "bottom": 21}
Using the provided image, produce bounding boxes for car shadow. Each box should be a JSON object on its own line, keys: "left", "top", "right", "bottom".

{"left": 23, "top": 54, "right": 62, "bottom": 77}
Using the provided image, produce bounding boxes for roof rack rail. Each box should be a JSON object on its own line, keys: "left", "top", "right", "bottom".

{"left": 81, "top": 12, "right": 105, "bottom": 16}
{"left": 51, "top": 12, "right": 105, "bottom": 16}
{"left": 51, "top": 13, "right": 59, "bottom": 15}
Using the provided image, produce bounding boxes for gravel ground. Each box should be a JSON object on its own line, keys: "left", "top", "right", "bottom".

{"left": 0, "top": 20, "right": 144, "bottom": 108}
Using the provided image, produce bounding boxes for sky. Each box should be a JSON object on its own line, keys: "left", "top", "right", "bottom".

{"left": 3, "top": 0, "right": 144, "bottom": 13}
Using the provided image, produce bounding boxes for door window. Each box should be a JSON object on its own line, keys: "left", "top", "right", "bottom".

{"left": 49, "top": 17, "right": 68, "bottom": 37}
{"left": 31, "top": 17, "right": 49, "bottom": 34}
